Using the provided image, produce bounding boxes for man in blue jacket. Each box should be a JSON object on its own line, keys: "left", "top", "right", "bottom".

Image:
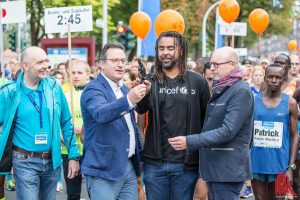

{"left": 80, "top": 43, "right": 146, "bottom": 199}
{"left": 0, "top": 46, "right": 80, "bottom": 200}
{"left": 169, "top": 46, "right": 254, "bottom": 200}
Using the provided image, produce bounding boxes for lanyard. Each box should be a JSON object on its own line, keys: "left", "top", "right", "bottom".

{"left": 27, "top": 91, "right": 43, "bottom": 130}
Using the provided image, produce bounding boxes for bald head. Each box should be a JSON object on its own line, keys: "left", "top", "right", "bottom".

{"left": 210, "top": 46, "right": 239, "bottom": 80}
{"left": 212, "top": 46, "right": 239, "bottom": 64}
{"left": 21, "top": 46, "right": 47, "bottom": 65}
{"left": 21, "top": 46, "right": 50, "bottom": 81}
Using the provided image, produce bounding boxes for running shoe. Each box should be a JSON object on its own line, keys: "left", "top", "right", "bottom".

{"left": 56, "top": 182, "right": 63, "bottom": 192}
{"left": 240, "top": 186, "right": 254, "bottom": 198}
{"left": 6, "top": 180, "right": 15, "bottom": 191}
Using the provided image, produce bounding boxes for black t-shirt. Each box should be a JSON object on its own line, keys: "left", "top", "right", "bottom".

{"left": 159, "top": 76, "right": 188, "bottom": 162}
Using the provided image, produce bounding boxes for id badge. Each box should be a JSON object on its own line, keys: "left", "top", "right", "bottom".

{"left": 35, "top": 133, "right": 48, "bottom": 145}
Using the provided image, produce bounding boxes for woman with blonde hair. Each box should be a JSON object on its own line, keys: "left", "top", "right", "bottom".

{"left": 250, "top": 66, "right": 265, "bottom": 95}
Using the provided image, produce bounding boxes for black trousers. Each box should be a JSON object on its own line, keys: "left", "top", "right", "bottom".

{"left": 62, "top": 154, "right": 82, "bottom": 200}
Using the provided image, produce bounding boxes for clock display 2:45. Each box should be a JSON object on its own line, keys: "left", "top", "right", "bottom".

{"left": 57, "top": 14, "right": 81, "bottom": 25}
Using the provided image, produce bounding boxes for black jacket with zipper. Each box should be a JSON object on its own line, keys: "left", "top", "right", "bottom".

{"left": 137, "top": 71, "right": 210, "bottom": 170}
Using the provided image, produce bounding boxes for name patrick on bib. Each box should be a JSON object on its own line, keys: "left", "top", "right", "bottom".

{"left": 253, "top": 120, "right": 283, "bottom": 148}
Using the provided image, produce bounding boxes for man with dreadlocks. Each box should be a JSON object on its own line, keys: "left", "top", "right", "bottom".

{"left": 169, "top": 46, "right": 254, "bottom": 199}
{"left": 136, "top": 31, "right": 210, "bottom": 199}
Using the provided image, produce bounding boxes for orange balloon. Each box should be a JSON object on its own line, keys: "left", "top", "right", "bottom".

{"left": 154, "top": 9, "right": 185, "bottom": 37}
{"left": 288, "top": 40, "right": 297, "bottom": 51}
{"left": 249, "top": 9, "right": 269, "bottom": 35}
{"left": 129, "top": 12, "right": 151, "bottom": 39}
{"left": 218, "top": 0, "right": 240, "bottom": 23}
{"left": 298, "top": 47, "right": 300, "bottom": 54}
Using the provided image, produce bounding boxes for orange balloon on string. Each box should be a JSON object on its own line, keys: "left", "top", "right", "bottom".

{"left": 249, "top": 8, "right": 269, "bottom": 35}
{"left": 154, "top": 9, "right": 185, "bottom": 36}
{"left": 129, "top": 12, "right": 151, "bottom": 39}
{"left": 218, "top": 0, "right": 240, "bottom": 23}
{"left": 288, "top": 40, "right": 297, "bottom": 51}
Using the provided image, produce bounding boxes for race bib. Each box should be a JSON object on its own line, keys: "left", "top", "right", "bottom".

{"left": 253, "top": 120, "right": 283, "bottom": 148}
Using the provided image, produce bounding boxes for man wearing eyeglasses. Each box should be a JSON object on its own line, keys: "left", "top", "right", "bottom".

{"left": 136, "top": 31, "right": 210, "bottom": 200}
{"left": 289, "top": 55, "right": 300, "bottom": 79}
{"left": 0, "top": 46, "right": 80, "bottom": 200}
{"left": 169, "top": 46, "right": 254, "bottom": 200}
{"left": 80, "top": 43, "right": 146, "bottom": 199}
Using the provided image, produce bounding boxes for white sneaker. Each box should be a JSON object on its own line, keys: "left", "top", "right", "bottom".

{"left": 56, "top": 182, "right": 63, "bottom": 192}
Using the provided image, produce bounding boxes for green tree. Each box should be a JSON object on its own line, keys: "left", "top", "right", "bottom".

{"left": 26, "top": 0, "right": 120, "bottom": 53}
{"left": 161, "top": 0, "right": 294, "bottom": 59}
{"left": 237, "top": 0, "right": 293, "bottom": 48}
{"left": 109, "top": 0, "right": 138, "bottom": 60}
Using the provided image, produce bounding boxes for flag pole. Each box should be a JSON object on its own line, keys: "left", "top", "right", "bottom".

{"left": 68, "top": 24, "right": 74, "bottom": 124}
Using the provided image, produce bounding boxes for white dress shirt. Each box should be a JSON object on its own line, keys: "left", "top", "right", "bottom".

{"left": 102, "top": 74, "right": 136, "bottom": 158}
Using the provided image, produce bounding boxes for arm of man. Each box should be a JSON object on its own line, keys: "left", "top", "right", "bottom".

{"left": 169, "top": 88, "right": 253, "bottom": 151}
{"left": 292, "top": 89, "right": 300, "bottom": 143}
{"left": 286, "top": 97, "right": 299, "bottom": 182}
{"left": 82, "top": 84, "right": 146, "bottom": 124}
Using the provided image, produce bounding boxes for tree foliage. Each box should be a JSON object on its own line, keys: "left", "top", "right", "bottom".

{"left": 26, "top": 0, "right": 123, "bottom": 52}
{"left": 25, "top": 0, "right": 294, "bottom": 58}
{"left": 160, "top": 0, "right": 294, "bottom": 59}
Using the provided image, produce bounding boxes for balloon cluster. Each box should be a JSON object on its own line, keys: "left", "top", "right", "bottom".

{"left": 130, "top": 0, "right": 293, "bottom": 53}
{"left": 129, "top": 9, "right": 185, "bottom": 39}
{"left": 218, "top": 0, "right": 300, "bottom": 53}
{"left": 218, "top": 0, "right": 269, "bottom": 36}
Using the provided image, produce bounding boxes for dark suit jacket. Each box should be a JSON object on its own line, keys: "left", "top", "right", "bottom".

{"left": 186, "top": 80, "right": 253, "bottom": 182}
{"left": 80, "top": 74, "right": 143, "bottom": 180}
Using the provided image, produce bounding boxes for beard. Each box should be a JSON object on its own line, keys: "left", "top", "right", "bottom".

{"left": 159, "top": 58, "right": 178, "bottom": 70}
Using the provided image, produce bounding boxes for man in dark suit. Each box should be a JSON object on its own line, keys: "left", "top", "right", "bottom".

{"left": 169, "top": 46, "right": 254, "bottom": 200}
{"left": 80, "top": 43, "right": 147, "bottom": 199}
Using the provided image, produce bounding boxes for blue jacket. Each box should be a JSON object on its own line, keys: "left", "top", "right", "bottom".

{"left": 186, "top": 80, "right": 253, "bottom": 182}
{"left": 0, "top": 72, "right": 80, "bottom": 170}
{"left": 80, "top": 74, "right": 143, "bottom": 180}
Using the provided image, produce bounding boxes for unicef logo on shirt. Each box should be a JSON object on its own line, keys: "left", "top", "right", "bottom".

{"left": 179, "top": 87, "right": 188, "bottom": 94}
{"left": 159, "top": 86, "right": 196, "bottom": 95}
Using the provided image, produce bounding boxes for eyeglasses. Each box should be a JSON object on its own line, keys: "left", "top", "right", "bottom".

{"left": 103, "top": 58, "right": 127, "bottom": 64}
{"left": 291, "top": 62, "right": 300, "bottom": 66}
{"left": 209, "top": 61, "right": 233, "bottom": 69}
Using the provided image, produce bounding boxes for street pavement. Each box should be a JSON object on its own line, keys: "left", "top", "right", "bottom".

{"left": 4, "top": 183, "right": 255, "bottom": 200}
{"left": 4, "top": 176, "right": 89, "bottom": 200}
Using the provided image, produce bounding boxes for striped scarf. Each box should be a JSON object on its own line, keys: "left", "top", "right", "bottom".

{"left": 212, "top": 68, "right": 243, "bottom": 90}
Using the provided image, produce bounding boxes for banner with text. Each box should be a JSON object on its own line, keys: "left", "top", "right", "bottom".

{"left": 44, "top": 5, "right": 93, "bottom": 34}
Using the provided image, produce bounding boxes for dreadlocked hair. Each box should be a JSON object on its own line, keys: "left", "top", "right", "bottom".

{"left": 154, "top": 31, "right": 188, "bottom": 84}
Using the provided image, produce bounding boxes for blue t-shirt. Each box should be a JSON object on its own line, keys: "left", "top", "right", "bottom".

{"left": 13, "top": 81, "right": 51, "bottom": 152}
{"left": 251, "top": 93, "right": 290, "bottom": 174}
{"left": 250, "top": 86, "right": 259, "bottom": 96}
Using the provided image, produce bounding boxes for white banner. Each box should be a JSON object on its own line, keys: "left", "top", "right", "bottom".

{"left": 0, "top": 1, "right": 26, "bottom": 24}
{"left": 219, "top": 22, "right": 247, "bottom": 36}
{"left": 44, "top": 5, "right": 93, "bottom": 34}
{"left": 235, "top": 48, "right": 248, "bottom": 56}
